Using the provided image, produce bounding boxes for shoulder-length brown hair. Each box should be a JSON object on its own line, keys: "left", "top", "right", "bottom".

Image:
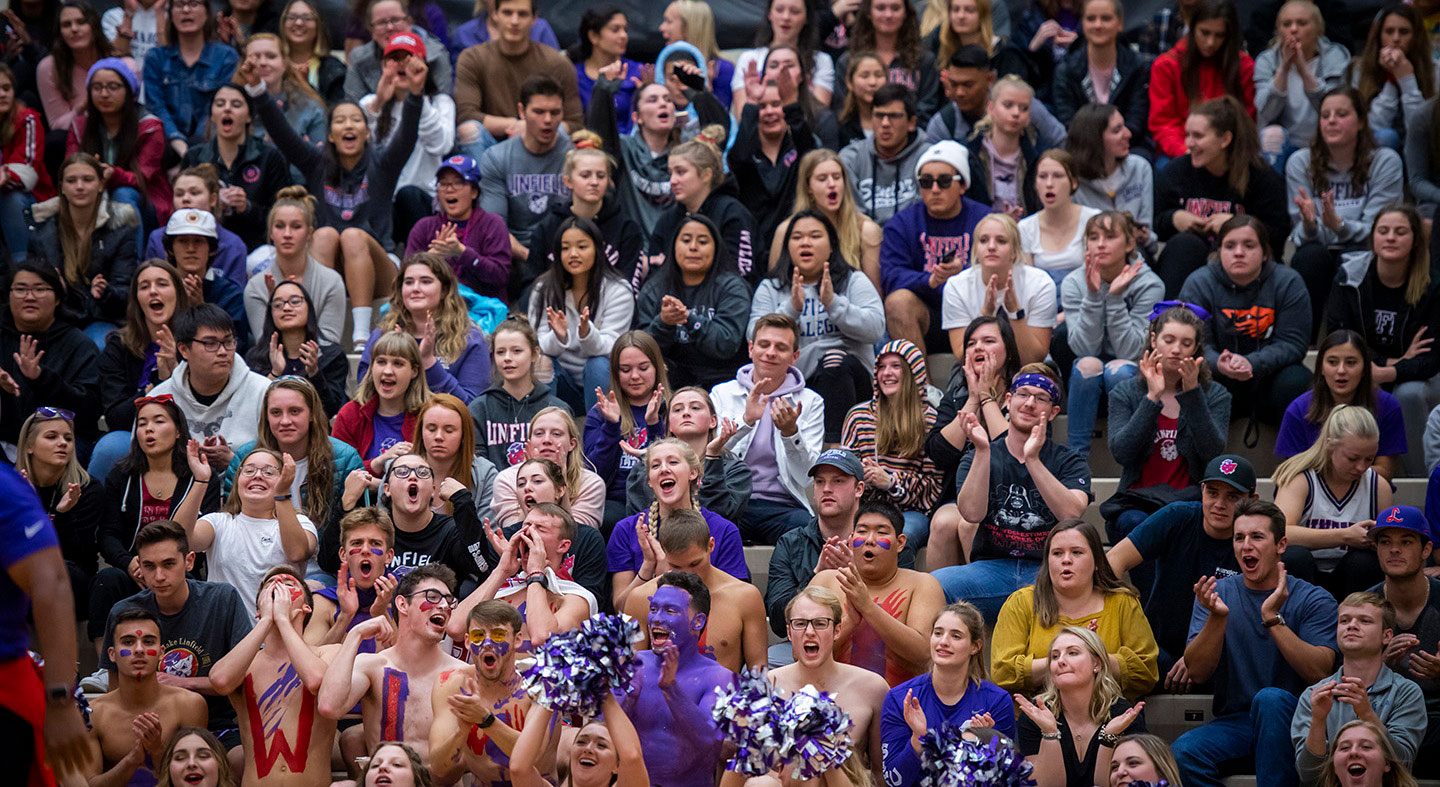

{"left": 1308, "top": 87, "right": 1376, "bottom": 198}
{"left": 52, "top": 2, "right": 115, "bottom": 103}
{"left": 1369, "top": 205, "right": 1431, "bottom": 306}
{"left": 1356, "top": 4, "right": 1435, "bottom": 107}
{"left": 1032, "top": 520, "right": 1134, "bottom": 629}
{"left": 354, "top": 330, "right": 432, "bottom": 412}
{"left": 256, "top": 378, "right": 335, "bottom": 525}
{"left": 120, "top": 259, "right": 191, "bottom": 358}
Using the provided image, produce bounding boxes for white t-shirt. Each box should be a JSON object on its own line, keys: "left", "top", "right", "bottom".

{"left": 201, "top": 511, "right": 318, "bottom": 617}
{"left": 1018, "top": 206, "right": 1100, "bottom": 286}
{"left": 941, "top": 263, "right": 1058, "bottom": 332}
{"left": 101, "top": 5, "right": 161, "bottom": 78}
{"left": 731, "top": 47, "right": 836, "bottom": 95}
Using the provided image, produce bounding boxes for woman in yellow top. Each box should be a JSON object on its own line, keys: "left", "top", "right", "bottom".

{"left": 992, "top": 520, "right": 1158, "bottom": 701}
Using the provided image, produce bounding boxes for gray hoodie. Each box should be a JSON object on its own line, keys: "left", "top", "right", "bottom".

{"left": 1285, "top": 146, "right": 1404, "bottom": 247}
{"left": 1059, "top": 263, "right": 1164, "bottom": 361}
{"left": 1073, "top": 155, "right": 1156, "bottom": 251}
{"left": 839, "top": 128, "right": 934, "bottom": 225}
{"left": 149, "top": 354, "right": 271, "bottom": 446}
{"left": 1254, "top": 38, "right": 1351, "bottom": 143}
{"left": 749, "top": 271, "right": 887, "bottom": 377}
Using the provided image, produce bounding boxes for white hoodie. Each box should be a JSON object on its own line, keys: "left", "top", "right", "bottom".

{"left": 710, "top": 364, "right": 824, "bottom": 515}
{"left": 150, "top": 353, "right": 271, "bottom": 447}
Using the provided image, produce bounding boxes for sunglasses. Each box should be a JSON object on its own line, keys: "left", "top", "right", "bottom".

{"left": 34, "top": 407, "right": 74, "bottom": 422}
{"left": 134, "top": 394, "right": 175, "bottom": 408}
{"left": 918, "top": 174, "right": 958, "bottom": 190}
{"left": 466, "top": 627, "right": 512, "bottom": 645}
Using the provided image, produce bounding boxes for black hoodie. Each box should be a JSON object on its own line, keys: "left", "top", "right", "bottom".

{"left": 1327, "top": 251, "right": 1440, "bottom": 385}
{"left": 518, "top": 193, "right": 646, "bottom": 302}
{"left": 0, "top": 311, "right": 100, "bottom": 443}
{"left": 468, "top": 382, "right": 572, "bottom": 469}
{"left": 649, "top": 177, "right": 762, "bottom": 287}
{"left": 727, "top": 101, "right": 818, "bottom": 258}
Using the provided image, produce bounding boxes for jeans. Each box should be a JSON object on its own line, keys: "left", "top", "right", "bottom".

{"left": 88, "top": 430, "right": 132, "bottom": 482}
{"left": 1282, "top": 544, "right": 1384, "bottom": 599}
{"left": 550, "top": 355, "right": 611, "bottom": 413}
{"left": 83, "top": 321, "right": 118, "bottom": 348}
{"left": 738, "top": 497, "right": 812, "bottom": 546}
{"left": 455, "top": 121, "right": 500, "bottom": 161}
{"left": 88, "top": 565, "right": 140, "bottom": 641}
{"left": 1154, "top": 231, "right": 1210, "bottom": 298}
{"left": 1290, "top": 241, "right": 1345, "bottom": 336}
{"left": 901, "top": 510, "right": 930, "bottom": 550}
{"left": 1066, "top": 358, "right": 1137, "bottom": 458}
{"left": 109, "top": 186, "right": 151, "bottom": 253}
{"left": 1375, "top": 125, "right": 1402, "bottom": 151}
{"left": 809, "top": 351, "right": 871, "bottom": 442}
{"left": 1173, "top": 688, "right": 1301, "bottom": 787}
{"left": 0, "top": 190, "right": 34, "bottom": 261}
{"left": 931, "top": 557, "right": 1042, "bottom": 624}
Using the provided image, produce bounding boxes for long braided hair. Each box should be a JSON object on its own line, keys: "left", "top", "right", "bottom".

{"left": 639, "top": 437, "right": 702, "bottom": 542}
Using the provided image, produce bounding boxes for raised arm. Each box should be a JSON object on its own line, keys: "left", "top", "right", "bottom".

{"left": 177, "top": 440, "right": 216, "bottom": 551}
{"left": 317, "top": 618, "right": 385, "bottom": 718}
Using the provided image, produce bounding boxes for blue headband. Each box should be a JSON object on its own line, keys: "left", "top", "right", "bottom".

{"left": 1010, "top": 373, "right": 1060, "bottom": 401}
{"left": 1149, "top": 300, "right": 1210, "bottom": 322}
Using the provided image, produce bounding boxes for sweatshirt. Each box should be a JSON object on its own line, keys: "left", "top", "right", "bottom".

{"left": 478, "top": 134, "right": 573, "bottom": 249}
{"left": 241, "top": 258, "right": 347, "bottom": 346}
{"left": 528, "top": 275, "right": 634, "bottom": 380}
{"left": 1326, "top": 251, "right": 1440, "bottom": 385}
{"left": 1285, "top": 147, "right": 1404, "bottom": 247}
{"left": 454, "top": 40, "right": 585, "bottom": 132}
{"left": 1074, "top": 155, "right": 1155, "bottom": 247}
{"left": 0, "top": 313, "right": 100, "bottom": 443}
{"left": 1291, "top": 665, "right": 1426, "bottom": 779}
{"left": 521, "top": 195, "right": 646, "bottom": 300}
{"left": 879, "top": 197, "right": 993, "bottom": 310}
{"left": 840, "top": 128, "right": 934, "bottom": 225}
{"left": 361, "top": 92, "right": 456, "bottom": 198}
{"left": 1177, "top": 258, "right": 1312, "bottom": 378}
{"left": 1407, "top": 97, "right": 1440, "bottom": 215}
{"left": 1355, "top": 61, "right": 1440, "bottom": 138}
{"left": 1155, "top": 155, "right": 1291, "bottom": 249}
{"left": 467, "top": 382, "right": 571, "bottom": 469}
{"left": 405, "top": 210, "right": 512, "bottom": 301}
{"left": 635, "top": 266, "right": 753, "bottom": 390}
{"left": 711, "top": 365, "right": 825, "bottom": 513}
{"left": 358, "top": 325, "right": 491, "bottom": 403}
{"left": 144, "top": 226, "right": 249, "bottom": 292}
{"left": 649, "top": 179, "right": 761, "bottom": 285}
{"left": 67, "top": 113, "right": 173, "bottom": 223}
{"left": 1148, "top": 39, "right": 1257, "bottom": 158}
{"left": 1059, "top": 263, "right": 1165, "bottom": 360}
{"left": 1107, "top": 375, "right": 1232, "bottom": 497}
{"left": 0, "top": 108, "right": 53, "bottom": 202}
{"left": 179, "top": 135, "right": 293, "bottom": 251}
{"left": 583, "top": 403, "right": 667, "bottom": 503}
{"left": 728, "top": 101, "right": 818, "bottom": 252}
{"left": 1254, "top": 38, "right": 1351, "bottom": 144}
{"left": 490, "top": 464, "right": 606, "bottom": 529}
{"left": 148, "top": 355, "right": 270, "bottom": 447}
{"left": 749, "top": 269, "right": 886, "bottom": 377}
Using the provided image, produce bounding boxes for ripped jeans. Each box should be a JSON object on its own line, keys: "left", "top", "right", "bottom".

{"left": 1066, "top": 357, "right": 1137, "bottom": 458}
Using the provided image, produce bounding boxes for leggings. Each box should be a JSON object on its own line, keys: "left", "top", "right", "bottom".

{"left": 809, "top": 351, "right": 871, "bottom": 442}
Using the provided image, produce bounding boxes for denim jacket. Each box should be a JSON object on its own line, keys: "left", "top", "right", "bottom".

{"left": 142, "top": 42, "right": 239, "bottom": 141}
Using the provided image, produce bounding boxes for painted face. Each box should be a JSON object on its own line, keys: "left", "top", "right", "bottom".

{"left": 788, "top": 595, "right": 837, "bottom": 667}
{"left": 515, "top": 462, "right": 561, "bottom": 513}
{"left": 168, "top": 733, "right": 221, "bottom": 787}
{"left": 402, "top": 579, "right": 455, "bottom": 638}
{"left": 370, "top": 354, "right": 417, "bottom": 403}
{"left": 466, "top": 623, "right": 517, "bottom": 678}
{"left": 491, "top": 329, "right": 536, "bottom": 384}
{"left": 852, "top": 512, "right": 901, "bottom": 570}
{"left": 386, "top": 456, "right": 436, "bottom": 516}
{"left": 571, "top": 722, "right": 620, "bottom": 782}
{"left": 269, "top": 205, "right": 311, "bottom": 257}
{"left": 365, "top": 744, "right": 418, "bottom": 787}
{"left": 135, "top": 403, "right": 179, "bottom": 459}
{"left": 1048, "top": 632, "right": 1100, "bottom": 690}
{"left": 421, "top": 406, "right": 464, "bottom": 463}
{"left": 112, "top": 621, "right": 162, "bottom": 677}
{"left": 559, "top": 227, "right": 597, "bottom": 277}
{"left": 400, "top": 263, "right": 443, "bottom": 316}
{"left": 28, "top": 418, "right": 74, "bottom": 469}
{"left": 648, "top": 444, "right": 697, "bottom": 510}
{"left": 812, "top": 466, "right": 861, "bottom": 519}
{"left": 265, "top": 388, "right": 310, "bottom": 448}
{"left": 526, "top": 413, "right": 576, "bottom": 464}
{"left": 1108, "top": 740, "right": 1163, "bottom": 787}
{"left": 262, "top": 573, "right": 309, "bottom": 616}
{"left": 270, "top": 283, "right": 310, "bottom": 332}
{"left": 786, "top": 217, "right": 831, "bottom": 280}
{"left": 343, "top": 525, "right": 390, "bottom": 586}
{"left": 1218, "top": 225, "right": 1265, "bottom": 285}
{"left": 1331, "top": 724, "right": 1390, "bottom": 787}
{"left": 666, "top": 390, "right": 716, "bottom": 439}
{"left": 930, "top": 610, "right": 980, "bottom": 669}
{"left": 647, "top": 584, "right": 703, "bottom": 650}
{"left": 1047, "top": 528, "right": 1093, "bottom": 594}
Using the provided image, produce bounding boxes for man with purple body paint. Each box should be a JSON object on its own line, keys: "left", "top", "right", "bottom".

{"left": 429, "top": 601, "right": 551, "bottom": 787}
{"left": 317, "top": 564, "right": 468, "bottom": 771}
{"left": 305, "top": 508, "right": 400, "bottom": 650}
{"left": 620, "top": 571, "right": 733, "bottom": 787}
{"left": 83, "top": 607, "right": 208, "bottom": 787}
{"left": 208, "top": 567, "right": 337, "bottom": 787}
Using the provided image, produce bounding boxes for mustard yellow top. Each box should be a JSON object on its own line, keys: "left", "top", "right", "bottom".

{"left": 990, "top": 585, "right": 1159, "bottom": 701}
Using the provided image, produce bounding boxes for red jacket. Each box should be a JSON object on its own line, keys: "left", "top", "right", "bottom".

{"left": 1148, "top": 38, "right": 1257, "bottom": 158}
{"left": 66, "top": 113, "right": 173, "bottom": 222}
{"left": 2, "top": 109, "right": 53, "bottom": 201}
{"left": 332, "top": 396, "right": 418, "bottom": 473}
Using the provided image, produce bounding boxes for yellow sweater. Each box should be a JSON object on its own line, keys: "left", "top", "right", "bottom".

{"left": 991, "top": 586, "right": 1159, "bottom": 701}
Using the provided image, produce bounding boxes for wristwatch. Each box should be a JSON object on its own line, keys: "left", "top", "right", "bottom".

{"left": 525, "top": 573, "right": 550, "bottom": 591}
{"left": 478, "top": 711, "right": 496, "bottom": 729}
{"left": 1264, "top": 613, "right": 1287, "bottom": 629}
{"left": 1008, "top": 308, "right": 1027, "bottom": 321}
{"left": 46, "top": 684, "right": 71, "bottom": 703}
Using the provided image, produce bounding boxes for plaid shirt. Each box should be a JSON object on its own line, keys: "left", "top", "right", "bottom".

{"left": 1135, "top": 7, "right": 1188, "bottom": 57}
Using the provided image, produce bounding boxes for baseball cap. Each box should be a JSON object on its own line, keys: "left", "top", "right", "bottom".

{"left": 384, "top": 31, "right": 425, "bottom": 60}
{"left": 436, "top": 154, "right": 481, "bottom": 184}
{"left": 1372, "top": 505, "right": 1432, "bottom": 543}
{"left": 809, "top": 448, "right": 863, "bottom": 480}
{"left": 914, "top": 140, "right": 971, "bottom": 189}
{"left": 165, "top": 209, "right": 217, "bottom": 239}
{"left": 1201, "top": 454, "right": 1256, "bottom": 493}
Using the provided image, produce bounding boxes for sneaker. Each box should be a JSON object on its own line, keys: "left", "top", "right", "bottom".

{"left": 79, "top": 667, "right": 108, "bottom": 694}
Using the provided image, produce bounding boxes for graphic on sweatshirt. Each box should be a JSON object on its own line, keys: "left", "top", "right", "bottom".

{"left": 1221, "top": 306, "right": 1275, "bottom": 339}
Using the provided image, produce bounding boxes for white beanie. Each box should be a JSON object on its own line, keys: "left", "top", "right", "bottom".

{"left": 914, "top": 139, "right": 971, "bottom": 188}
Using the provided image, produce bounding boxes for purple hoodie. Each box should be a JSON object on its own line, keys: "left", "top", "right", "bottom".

{"left": 584, "top": 402, "right": 667, "bottom": 503}
{"left": 405, "top": 210, "right": 512, "bottom": 300}
{"left": 737, "top": 363, "right": 807, "bottom": 503}
{"left": 606, "top": 507, "right": 749, "bottom": 581}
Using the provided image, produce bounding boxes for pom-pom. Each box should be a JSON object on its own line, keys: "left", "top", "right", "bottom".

{"left": 711, "top": 667, "right": 783, "bottom": 775}
{"left": 774, "top": 685, "right": 853, "bottom": 780}
{"left": 919, "top": 728, "right": 1035, "bottom": 787}
{"left": 521, "top": 613, "right": 641, "bottom": 719}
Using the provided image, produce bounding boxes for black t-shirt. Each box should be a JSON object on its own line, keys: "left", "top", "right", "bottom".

{"left": 387, "top": 489, "right": 490, "bottom": 585}
{"left": 100, "top": 580, "right": 254, "bottom": 733}
{"left": 1128, "top": 501, "right": 1240, "bottom": 658}
{"left": 1371, "top": 576, "right": 1440, "bottom": 719}
{"left": 502, "top": 521, "right": 609, "bottom": 612}
{"left": 1367, "top": 266, "right": 1410, "bottom": 360}
{"left": 1019, "top": 699, "right": 1146, "bottom": 787}
{"left": 955, "top": 435, "right": 1092, "bottom": 561}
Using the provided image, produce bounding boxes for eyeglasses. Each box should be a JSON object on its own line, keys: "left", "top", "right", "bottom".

{"left": 172, "top": 0, "right": 206, "bottom": 9}
{"left": 134, "top": 394, "right": 175, "bottom": 408}
{"left": 873, "top": 110, "right": 907, "bottom": 123}
{"left": 371, "top": 15, "right": 410, "bottom": 29}
{"left": 283, "top": 12, "right": 317, "bottom": 22}
{"left": 34, "top": 407, "right": 74, "bottom": 422}
{"left": 435, "top": 179, "right": 470, "bottom": 191}
{"left": 238, "top": 465, "right": 281, "bottom": 479}
{"left": 787, "top": 617, "right": 835, "bottom": 632}
{"left": 188, "top": 336, "right": 237, "bottom": 353}
{"left": 272, "top": 295, "right": 306, "bottom": 308}
{"left": 408, "top": 588, "right": 458, "bottom": 607}
{"left": 391, "top": 465, "right": 434, "bottom": 480}
{"left": 466, "top": 627, "right": 511, "bottom": 644}
{"left": 1012, "top": 389, "right": 1054, "bottom": 406}
{"left": 90, "top": 82, "right": 127, "bottom": 95}
{"left": 918, "top": 174, "right": 957, "bottom": 190}
{"left": 11, "top": 286, "right": 53, "bottom": 298}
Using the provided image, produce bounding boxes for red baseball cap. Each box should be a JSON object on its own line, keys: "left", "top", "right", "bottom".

{"left": 384, "top": 31, "right": 425, "bottom": 60}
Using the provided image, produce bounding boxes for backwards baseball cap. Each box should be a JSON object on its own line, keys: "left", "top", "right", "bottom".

{"left": 1372, "top": 505, "right": 1432, "bottom": 543}
{"left": 1201, "top": 454, "right": 1256, "bottom": 493}
{"left": 384, "top": 31, "right": 425, "bottom": 60}
{"left": 809, "top": 448, "right": 863, "bottom": 480}
{"left": 914, "top": 140, "right": 971, "bottom": 189}
{"left": 436, "top": 154, "right": 481, "bottom": 184}
{"left": 947, "top": 44, "right": 991, "bottom": 71}
{"left": 165, "top": 209, "right": 217, "bottom": 240}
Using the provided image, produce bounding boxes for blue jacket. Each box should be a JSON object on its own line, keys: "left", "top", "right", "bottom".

{"left": 143, "top": 42, "right": 239, "bottom": 142}
{"left": 145, "top": 226, "right": 249, "bottom": 290}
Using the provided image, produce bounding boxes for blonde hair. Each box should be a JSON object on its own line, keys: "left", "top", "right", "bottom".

{"left": 1269, "top": 0, "right": 1323, "bottom": 49}
{"left": 872, "top": 344, "right": 926, "bottom": 458}
{"left": 931, "top": 0, "right": 995, "bottom": 63}
{"left": 935, "top": 601, "right": 989, "bottom": 686}
{"left": 1319, "top": 721, "right": 1419, "bottom": 787}
{"left": 267, "top": 186, "right": 318, "bottom": 250}
{"left": 1272, "top": 404, "right": 1379, "bottom": 488}
{"left": 529, "top": 406, "right": 586, "bottom": 507}
{"left": 672, "top": 128, "right": 727, "bottom": 189}
{"left": 414, "top": 394, "right": 477, "bottom": 491}
{"left": 973, "top": 75, "right": 1035, "bottom": 138}
{"left": 240, "top": 33, "right": 322, "bottom": 104}
{"left": 355, "top": 331, "right": 432, "bottom": 412}
{"left": 969, "top": 213, "right": 1028, "bottom": 268}
{"left": 787, "top": 149, "right": 868, "bottom": 272}
{"left": 667, "top": 0, "right": 721, "bottom": 61}
{"left": 786, "top": 585, "right": 844, "bottom": 622}
{"left": 1035, "top": 627, "right": 1126, "bottom": 725}
{"left": 565, "top": 129, "right": 616, "bottom": 179}
{"left": 16, "top": 413, "right": 89, "bottom": 493}
{"left": 378, "top": 253, "right": 475, "bottom": 364}
{"left": 1116, "top": 735, "right": 1185, "bottom": 787}
{"left": 639, "top": 437, "right": 702, "bottom": 541}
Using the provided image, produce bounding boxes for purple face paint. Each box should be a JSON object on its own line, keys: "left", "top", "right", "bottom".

{"left": 118, "top": 648, "right": 135, "bottom": 657}
{"left": 875, "top": 538, "right": 893, "bottom": 551}
{"left": 483, "top": 637, "right": 511, "bottom": 657}
{"left": 851, "top": 537, "right": 866, "bottom": 549}
{"left": 369, "top": 548, "right": 385, "bottom": 556}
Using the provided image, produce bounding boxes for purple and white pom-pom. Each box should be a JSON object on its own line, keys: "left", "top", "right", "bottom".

{"left": 711, "top": 667, "right": 783, "bottom": 775}
{"left": 919, "top": 728, "right": 1035, "bottom": 787}
{"left": 775, "top": 685, "right": 853, "bottom": 780}
{"left": 521, "top": 613, "right": 640, "bottom": 718}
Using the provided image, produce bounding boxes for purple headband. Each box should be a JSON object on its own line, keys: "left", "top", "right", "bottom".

{"left": 1149, "top": 300, "right": 1210, "bottom": 322}
{"left": 1010, "top": 373, "right": 1060, "bottom": 401}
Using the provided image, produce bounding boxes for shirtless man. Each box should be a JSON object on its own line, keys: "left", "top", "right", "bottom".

{"left": 431, "top": 601, "right": 552, "bottom": 787}
{"left": 84, "top": 607, "right": 208, "bottom": 787}
{"left": 318, "top": 564, "right": 468, "bottom": 765}
{"left": 305, "top": 508, "right": 398, "bottom": 648}
{"left": 771, "top": 586, "right": 890, "bottom": 783}
{"left": 811, "top": 499, "right": 946, "bottom": 686}
{"left": 450, "top": 503, "right": 596, "bottom": 650}
{"left": 209, "top": 567, "right": 336, "bottom": 787}
{"left": 624, "top": 510, "right": 768, "bottom": 671}
{"left": 621, "top": 571, "right": 734, "bottom": 787}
